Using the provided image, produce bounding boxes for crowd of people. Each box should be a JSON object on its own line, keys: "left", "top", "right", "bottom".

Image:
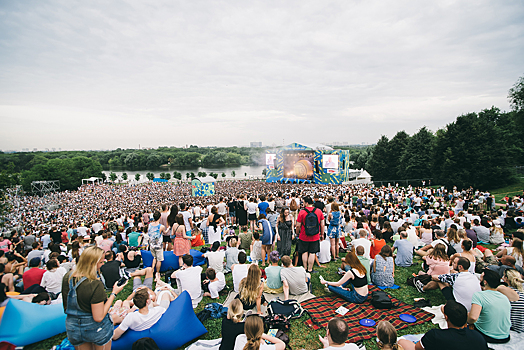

{"left": 0, "top": 180, "right": 523, "bottom": 349}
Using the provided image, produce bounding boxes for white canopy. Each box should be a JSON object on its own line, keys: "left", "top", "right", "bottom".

{"left": 82, "top": 177, "right": 103, "bottom": 185}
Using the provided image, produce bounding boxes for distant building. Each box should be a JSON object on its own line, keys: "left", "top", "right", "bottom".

{"left": 250, "top": 142, "right": 262, "bottom": 148}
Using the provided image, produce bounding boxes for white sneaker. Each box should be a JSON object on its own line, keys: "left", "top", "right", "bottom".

{"left": 319, "top": 275, "right": 325, "bottom": 284}
{"left": 414, "top": 280, "right": 425, "bottom": 293}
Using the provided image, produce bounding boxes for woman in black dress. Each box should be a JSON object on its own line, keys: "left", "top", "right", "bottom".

{"left": 275, "top": 207, "right": 294, "bottom": 257}
{"left": 236, "top": 194, "right": 248, "bottom": 227}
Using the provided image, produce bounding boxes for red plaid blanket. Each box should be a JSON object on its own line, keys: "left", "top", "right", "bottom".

{"left": 302, "top": 286, "right": 433, "bottom": 342}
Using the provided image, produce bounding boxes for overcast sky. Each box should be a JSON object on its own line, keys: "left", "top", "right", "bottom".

{"left": 0, "top": 0, "right": 523, "bottom": 151}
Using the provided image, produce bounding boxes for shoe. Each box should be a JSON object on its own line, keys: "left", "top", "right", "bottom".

{"left": 309, "top": 270, "right": 319, "bottom": 274}
{"left": 414, "top": 280, "right": 425, "bottom": 293}
{"left": 338, "top": 268, "right": 345, "bottom": 275}
{"left": 319, "top": 275, "right": 325, "bottom": 284}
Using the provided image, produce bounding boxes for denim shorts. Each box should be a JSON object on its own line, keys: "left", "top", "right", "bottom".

{"left": 66, "top": 314, "right": 113, "bottom": 346}
{"left": 328, "top": 285, "right": 368, "bottom": 304}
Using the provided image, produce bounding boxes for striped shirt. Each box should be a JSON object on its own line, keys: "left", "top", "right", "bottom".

{"left": 510, "top": 287, "right": 524, "bottom": 333}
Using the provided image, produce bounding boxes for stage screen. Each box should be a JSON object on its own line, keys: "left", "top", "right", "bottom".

{"left": 283, "top": 151, "right": 314, "bottom": 179}
{"left": 266, "top": 154, "right": 276, "bottom": 169}
{"left": 322, "top": 154, "right": 339, "bottom": 173}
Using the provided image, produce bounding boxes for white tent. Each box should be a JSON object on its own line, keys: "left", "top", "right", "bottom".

{"left": 82, "top": 177, "right": 103, "bottom": 185}
{"left": 343, "top": 169, "right": 373, "bottom": 185}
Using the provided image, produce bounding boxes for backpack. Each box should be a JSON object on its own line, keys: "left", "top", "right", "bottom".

{"left": 289, "top": 199, "right": 298, "bottom": 211}
{"left": 303, "top": 208, "right": 319, "bottom": 236}
{"left": 267, "top": 299, "right": 304, "bottom": 320}
{"left": 442, "top": 239, "right": 457, "bottom": 256}
{"left": 263, "top": 314, "right": 291, "bottom": 332}
{"left": 370, "top": 290, "right": 397, "bottom": 309}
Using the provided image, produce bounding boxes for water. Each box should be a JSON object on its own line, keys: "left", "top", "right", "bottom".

{"left": 102, "top": 165, "right": 266, "bottom": 183}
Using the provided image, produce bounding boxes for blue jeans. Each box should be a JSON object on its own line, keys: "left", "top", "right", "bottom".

{"left": 328, "top": 285, "right": 368, "bottom": 304}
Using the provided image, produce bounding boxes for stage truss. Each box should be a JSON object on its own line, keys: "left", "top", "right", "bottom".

{"left": 31, "top": 180, "right": 60, "bottom": 196}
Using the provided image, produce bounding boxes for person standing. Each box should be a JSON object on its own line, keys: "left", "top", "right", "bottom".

{"left": 296, "top": 196, "right": 324, "bottom": 273}
{"left": 147, "top": 211, "right": 167, "bottom": 281}
{"left": 275, "top": 208, "right": 294, "bottom": 258}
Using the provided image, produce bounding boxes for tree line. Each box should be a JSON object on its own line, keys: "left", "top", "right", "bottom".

{"left": 352, "top": 76, "right": 524, "bottom": 189}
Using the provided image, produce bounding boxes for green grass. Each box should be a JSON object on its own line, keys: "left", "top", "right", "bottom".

{"left": 25, "top": 243, "right": 446, "bottom": 350}
{"left": 490, "top": 177, "right": 524, "bottom": 204}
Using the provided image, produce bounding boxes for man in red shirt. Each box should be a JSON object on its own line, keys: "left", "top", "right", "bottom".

{"left": 22, "top": 257, "right": 46, "bottom": 291}
{"left": 296, "top": 195, "right": 325, "bottom": 273}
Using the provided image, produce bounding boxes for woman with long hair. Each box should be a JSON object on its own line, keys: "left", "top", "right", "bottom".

{"left": 172, "top": 214, "right": 195, "bottom": 268}
{"left": 498, "top": 239, "right": 524, "bottom": 268}
{"left": 382, "top": 221, "right": 394, "bottom": 243}
{"left": 418, "top": 221, "right": 433, "bottom": 245}
{"left": 376, "top": 321, "right": 403, "bottom": 350}
{"left": 236, "top": 194, "right": 248, "bottom": 228}
{"left": 233, "top": 315, "right": 285, "bottom": 350}
{"left": 497, "top": 269, "right": 524, "bottom": 333}
{"left": 371, "top": 245, "right": 394, "bottom": 288}
{"left": 489, "top": 221, "right": 505, "bottom": 245}
{"left": 247, "top": 198, "right": 258, "bottom": 232}
{"left": 207, "top": 206, "right": 225, "bottom": 245}
{"left": 447, "top": 227, "right": 462, "bottom": 253}
{"left": 236, "top": 264, "right": 265, "bottom": 314}
{"left": 327, "top": 202, "right": 342, "bottom": 260}
{"left": 320, "top": 251, "right": 368, "bottom": 303}
{"left": 165, "top": 204, "right": 179, "bottom": 251}
{"left": 275, "top": 208, "right": 294, "bottom": 258}
{"left": 62, "top": 246, "right": 126, "bottom": 349}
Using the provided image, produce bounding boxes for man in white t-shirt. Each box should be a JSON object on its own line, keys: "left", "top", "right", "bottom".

{"left": 231, "top": 251, "right": 249, "bottom": 293}
{"left": 76, "top": 224, "right": 88, "bottom": 237}
{"left": 171, "top": 254, "right": 202, "bottom": 308}
{"left": 432, "top": 257, "right": 481, "bottom": 312}
{"left": 350, "top": 230, "right": 371, "bottom": 259}
{"left": 416, "top": 230, "right": 449, "bottom": 257}
{"left": 202, "top": 268, "right": 226, "bottom": 299}
{"left": 318, "top": 317, "right": 359, "bottom": 350}
{"left": 317, "top": 234, "right": 331, "bottom": 264}
{"left": 203, "top": 241, "right": 225, "bottom": 273}
{"left": 113, "top": 287, "right": 175, "bottom": 340}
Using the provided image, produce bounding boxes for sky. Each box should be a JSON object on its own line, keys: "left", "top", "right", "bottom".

{"left": 0, "top": 0, "right": 523, "bottom": 151}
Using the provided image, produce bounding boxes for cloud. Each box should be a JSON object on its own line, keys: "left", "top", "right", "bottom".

{"left": 0, "top": 0, "right": 523, "bottom": 150}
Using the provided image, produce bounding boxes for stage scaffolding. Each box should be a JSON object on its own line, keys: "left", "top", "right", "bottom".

{"left": 31, "top": 180, "right": 60, "bottom": 196}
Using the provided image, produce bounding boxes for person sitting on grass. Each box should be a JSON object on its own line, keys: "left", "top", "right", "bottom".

{"left": 392, "top": 231, "right": 413, "bottom": 267}
{"left": 263, "top": 251, "right": 283, "bottom": 294}
{"left": 318, "top": 317, "right": 359, "bottom": 350}
{"left": 398, "top": 300, "right": 488, "bottom": 350}
{"left": 496, "top": 268, "right": 524, "bottom": 333}
{"left": 113, "top": 286, "right": 176, "bottom": 340}
{"left": 416, "top": 243, "right": 450, "bottom": 292}
{"left": 375, "top": 320, "right": 402, "bottom": 350}
{"left": 202, "top": 267, "right": 226, "bottom": 299}
{"left": 320, "top": 251, "right": 368, "bottom": 303}
{"left": 171, "top": 254, "right": 203, "bottom": 308}
{"left": 219, "top": 299, "right": 244, "bottom": 350}
{"left": 415, "top": 230, "right": 449, "bottom": 257}
{"left": 232, "top": 251, "right": 250, "bottom": 293}
{"left": 236, "top": 264, "right": 265, "bottom": 315}
{"left": 233, "top": 314, "right": 285, "bottom": 350}
{"left": 467, "top": 269, "right": 511, "bottom": 344}
{"left": 371, "top": 245, "right": 394, "bottom": 288}
{"left": 280, "top": 255, "right": 310, "bottom": 301}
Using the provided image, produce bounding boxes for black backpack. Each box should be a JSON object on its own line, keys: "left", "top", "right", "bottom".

{"left": 442, "top": 239, "right": 457, "bottom": 256}
{"left": 267, "top": 299, "right": 304, "bottom": 320}
{"left": 370, "top": 290, "right": 398, "bottom": 309}
{"left": 303, "top": 208, "right": 319, "bottom": 236}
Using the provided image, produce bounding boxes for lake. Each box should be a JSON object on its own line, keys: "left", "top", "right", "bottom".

{"left": 102, "top": 165, "right": 266, "bottom": 182}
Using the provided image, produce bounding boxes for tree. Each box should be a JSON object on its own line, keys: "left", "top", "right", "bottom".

{"left": 186, "top": 172, "right": 191, "bottom": 180}
{"left": 146, "top": 172, "right": 154, "bottom": 181}
{"left": 122, "top": 173, "right": 128, "bottom": 181}
{"left": 231, "top": 170, "right": 236, "bottom": 177}
{"left": 244, "top": 173, "right": 247, "bottom": 177}
{"left": 135, "top": 173, "right": 140, "bottom": 182}
{"left": 190, "top": 172, "right": 195, "bottom": 179}
{"left": 509, "top": 75, "right": 524, "bottom": 111}
{"left": 366, "top": 135, "right": 390, "bottom": 180}
{"left": 398, "top": 127, "right": 435, "bottom": 180}
{"left": 262, "top": 169, "right": 267, "bottom": 176}
{"left": 165, "top": 173, "right": 171, "bottom": 180}
{"left": 159, "top": 172, "right": 166, "bottom": 180}
{"left": 221, "top": 172, "right": 226, "bottom": 178}
{"left": 211, "top": 173, "right": 218, "bottom": 179}
{"left": 173, "top": 171, "right": 182, "bottom": 180}
{"left": 109, "top": 172, "right": 117, "bottom": 183}
{"left": 388, "top": 131, "right": 410, "bottom": 179}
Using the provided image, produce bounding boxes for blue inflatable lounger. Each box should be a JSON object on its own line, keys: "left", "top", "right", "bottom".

{"left": 0, "top": 298, "right": 67, "bottom": 346}
{"left": 112, "top": 290, "right": 207, "bottom": 350}
{"left": 142, "top": 249, "right": 206, "bottom": 272}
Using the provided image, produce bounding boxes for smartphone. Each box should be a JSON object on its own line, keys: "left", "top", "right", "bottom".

{"left": 117, "top": 276, "right": 128, "bottom": 286}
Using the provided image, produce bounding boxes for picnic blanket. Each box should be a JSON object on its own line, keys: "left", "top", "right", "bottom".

{"left": 301, "top": 286, "right": 433, "bottom": 343}
{"left": 223, "top": 291, "right": 315, "bottom": 315}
